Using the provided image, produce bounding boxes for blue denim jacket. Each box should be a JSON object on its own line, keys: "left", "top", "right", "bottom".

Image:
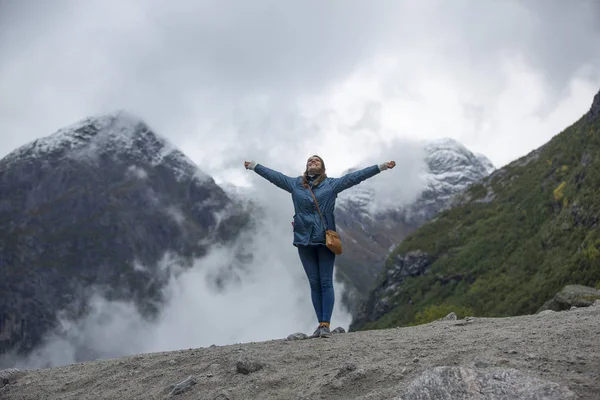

{"left": 253, "top": 164, "right": 381, "bottom": 247}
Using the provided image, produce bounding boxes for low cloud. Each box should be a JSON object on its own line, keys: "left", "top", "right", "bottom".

{"left": 4, "top": 182, "right": 353, "bottom": 369}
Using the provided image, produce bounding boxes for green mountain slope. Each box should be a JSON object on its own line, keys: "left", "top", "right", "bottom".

{"left": 351, "top": 88, "right": 600, "bottom": 331}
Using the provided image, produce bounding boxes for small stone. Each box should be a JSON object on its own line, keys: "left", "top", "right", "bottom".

{"left": 539, "top": 310, "right": 556, "bottom": 316}
{"left": 413, "top": 357, "right": 420, "bottom": 363}
{"left": 167, "top": 376, "right": 197, "bottom": 396}
{"left": 214, "top": 394, "right": 230, "bottom": 400}
{"left": 206, "top": 373, "right": 214, "bottom": 377}
{"left": 286, "top": 332, "right": 308, "bottom": 341}
{"left": 336, "top": 363, "right": 357, "bottom": 378}
{"left": 593, "top": 300, "right": 600, "bottom": 307}
{"left": 440, "top": 312, "right": 457, "bottom": 321}
{"left": 331, "top": 327, "right": 346, "bottom": 334}
{"left": 570, "top": 306, "right": 577, "bottom": 310}
{"left": 236, "top": 356, "right": 265, "bottom": 375}
{"left": 168, "top": 360, "right": 177, "bottom": 365}
{"left": 349, "top": 368, "right": 366, "bottom": 380}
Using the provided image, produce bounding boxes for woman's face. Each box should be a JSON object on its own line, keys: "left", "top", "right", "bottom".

{"left": 306, "top": 157, "right": 323, "bottom": 174}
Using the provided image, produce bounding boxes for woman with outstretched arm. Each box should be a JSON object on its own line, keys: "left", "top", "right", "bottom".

{"left": 244, "top": 155, "right": 396, "bottom": 338}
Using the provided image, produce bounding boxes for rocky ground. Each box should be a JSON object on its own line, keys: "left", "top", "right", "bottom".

{"left": 1, "top": 303, "right": 599, "bottom": 400}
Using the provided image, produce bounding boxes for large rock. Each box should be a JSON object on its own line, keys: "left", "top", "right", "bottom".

{"left": 537, "top": 285, "right": 600, "bottom": 312}
{"left": 398, "top": 366, "right": 576, "bottom": 400}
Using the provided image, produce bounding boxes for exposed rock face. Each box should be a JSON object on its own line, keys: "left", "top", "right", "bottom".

{"left": 350, "top": 250, "right": 433, "bottom": 330}
{"left": 537, "top": 285, "right": 600, "bottom": 312}
{"left": 0, "top": 112, "right": 252, "bottom": 358}
{"left": 586, "top": 87, "right": 600, "bottom": 121}
{"left": 334, "top": 138, "right": 494, "bottom": 314}
{"left": 398, "top": 366, "right": 577, "bottom": 400}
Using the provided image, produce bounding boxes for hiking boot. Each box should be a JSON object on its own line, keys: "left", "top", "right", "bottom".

{"left": 309, "top": 326, "right": 322, "bottom": 338}
{"left": 319, "top": 325, "right": 331, "bottom": 338}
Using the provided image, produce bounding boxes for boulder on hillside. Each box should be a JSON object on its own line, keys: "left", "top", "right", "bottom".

{"left": 537, "top": 284, "right": 600, "bottom": 313}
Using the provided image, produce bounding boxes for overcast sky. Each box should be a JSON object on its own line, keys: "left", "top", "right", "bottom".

{"left": 1, "top": 0, "right": 600, "bottom": 184}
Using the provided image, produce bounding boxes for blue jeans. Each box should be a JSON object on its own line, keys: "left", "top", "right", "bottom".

{"left": 297, "top": 245, "right": 336, "bottom": 323}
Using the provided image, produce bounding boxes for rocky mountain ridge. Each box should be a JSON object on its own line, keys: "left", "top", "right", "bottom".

{"left": 0, "top": 112, "right": 252, "bottom": 360}
{"left": 2, "top": 112, "right": 204, "bottom": 181}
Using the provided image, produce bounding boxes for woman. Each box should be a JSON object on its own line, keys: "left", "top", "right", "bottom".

{"left": 244, "top": 156, "right": 396, "bottom": 338}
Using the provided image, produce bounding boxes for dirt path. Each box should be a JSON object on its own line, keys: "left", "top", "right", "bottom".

{"left": 2, "top": 305, "right": 599, "bottom": 399}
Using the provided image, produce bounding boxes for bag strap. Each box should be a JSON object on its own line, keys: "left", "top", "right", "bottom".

{"left": 307, "top": 184, "right": 327, "bottom": 231}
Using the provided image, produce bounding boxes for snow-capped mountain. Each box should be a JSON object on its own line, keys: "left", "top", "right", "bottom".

{"left": 0, "top": 112, "right": 252, "bottom": 360}
{"left": 408, "top": 138, "right": 495, "bottom": 224}
{"left": 3, "top": 111, "right": 209, "bottom": 183}
{"left": 333, "top": 138, "right": 495, "bottom": 314}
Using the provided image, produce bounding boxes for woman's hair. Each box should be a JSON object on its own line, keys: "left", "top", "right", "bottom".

{"left": 302, "top": 155, "right": 327, "bottom": 188}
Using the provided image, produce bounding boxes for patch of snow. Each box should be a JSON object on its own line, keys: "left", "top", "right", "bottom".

{"left": 476, "top": 153, "right": 496, "bottom": 174}
{"left": 165, "top": 205, "right": 186, "bottom": 226}
{"left": 1, "top": 110, "right": 211, "bottom": 184}
{"left": 132, "top": 260, "right": 149, "bottom": 273}
{"left": 126, "top": 165, "right": 148, "bottom": 180}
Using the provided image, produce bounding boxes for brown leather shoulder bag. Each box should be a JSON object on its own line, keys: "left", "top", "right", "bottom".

{"left": 307, "top": 185, "right": 343, "bottom": 255}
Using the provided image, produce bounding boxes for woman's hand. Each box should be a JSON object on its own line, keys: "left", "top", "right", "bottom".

{"left": 385, "top": 161, "right": 396, "bottom": 169}
{"left": 244, "top": 161, "right": 251, "bottom": 169}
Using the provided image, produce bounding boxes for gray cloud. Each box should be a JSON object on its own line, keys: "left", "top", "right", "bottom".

{"left": 1, "top": 0, "right": 600, "bottom": 173}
